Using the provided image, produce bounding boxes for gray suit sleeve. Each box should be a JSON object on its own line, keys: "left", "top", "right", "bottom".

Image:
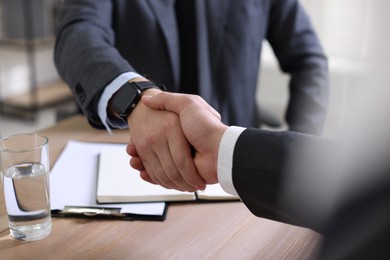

{"left": 267, "top": 0, "right": 329, "bottom": 135}
{"left": 54, "top": 0, "right": 134, "bottom": 128}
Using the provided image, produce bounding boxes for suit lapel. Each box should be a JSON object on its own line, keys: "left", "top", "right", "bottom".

{"left": 146, "top": 0, "right": 180, "bottom": 88}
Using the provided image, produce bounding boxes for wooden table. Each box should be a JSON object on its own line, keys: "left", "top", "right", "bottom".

{"left": 0, "top": 115, "right": 321, "bottom": 259}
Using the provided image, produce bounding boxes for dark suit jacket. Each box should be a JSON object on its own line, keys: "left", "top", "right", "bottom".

{"left": 55, "top": 0, "right": 328, "bottom": 135}
{"left": 232, "top": 128, "right": 390, "bottom": 259}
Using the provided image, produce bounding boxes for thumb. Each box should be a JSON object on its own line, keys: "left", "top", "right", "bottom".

{"left": 141, "top": 95, "right": 159, "bottom": 108}
{"left": 142, "top": 92, "right": 182, "bottom": 114}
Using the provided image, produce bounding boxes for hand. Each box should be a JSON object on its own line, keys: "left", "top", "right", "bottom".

{"left": 126, "top": 88, "right": 206, "bottom": 192}
{"left": 140, "top": 92, "right": 228, "bottom": 184}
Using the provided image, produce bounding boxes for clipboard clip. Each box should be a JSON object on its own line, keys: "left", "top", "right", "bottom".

{"left": 62, "top": 206, "right": 123, "bottom": 217}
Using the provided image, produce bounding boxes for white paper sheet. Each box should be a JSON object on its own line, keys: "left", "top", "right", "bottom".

{"left": 50, "top": 141, "right": 166, "bottom": 216}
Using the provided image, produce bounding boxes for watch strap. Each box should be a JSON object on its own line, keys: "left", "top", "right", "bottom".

{"left": 130, "top": 81, "right": 166, "bottom": 92}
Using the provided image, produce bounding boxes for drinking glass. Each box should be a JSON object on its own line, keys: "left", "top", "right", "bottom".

{"left": 0, "top": 133, "right": 51, "bottom": 241}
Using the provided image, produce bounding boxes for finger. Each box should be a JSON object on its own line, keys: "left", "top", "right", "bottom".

{"left": 133, "top": 144, "right": 162, "bottom": 185}
{"left": 126, "top": 144, "right": 139, "bottom": 157}
{"left": 129, "top": 157, "right": 145, "bottom": 172}
{"left": 153, "top": 140, "right": 197, "bottom": 192}
{"left": 126, "top": 141, "right": 169, "bottom": 188}
{"left": 167, "top": 129, "right": 206, "bottom": 190}
{"left": 142, "top": 92, "right": 184, "bottom": 112}
{"left": 141, "top": 156, "right": 173, "bottom": 190}
{"left": 140, "top": 171, "right": 157, "bottom": 185}
{"left": 140, "top": 149, "right": 186, "bottom": 191}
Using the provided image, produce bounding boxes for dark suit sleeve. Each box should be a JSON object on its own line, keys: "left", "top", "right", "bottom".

{"left": 267, "top": 0, "right": 329, "bottom": 135}
{"left": 54, "top": 0, "right": 134, "bottom": 128}
{"left": 232, "top": 128, "right": 337, "bottom": 233}
{"left": 234, "top": 128, "right": 390, "bottom": 256}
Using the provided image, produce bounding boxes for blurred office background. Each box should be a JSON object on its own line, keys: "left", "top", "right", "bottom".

{"left": 0, "top": 0, "right": 76, "bottom": 138}
{"left": 0, "top": 0, "right": 384, "bottom": 138}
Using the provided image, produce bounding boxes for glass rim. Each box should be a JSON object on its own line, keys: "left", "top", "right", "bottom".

{"left": 0, "top": 133, "right": 48, "bottom": 153}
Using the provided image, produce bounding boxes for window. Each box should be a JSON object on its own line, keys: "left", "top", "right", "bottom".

{"left": 301, "top": 0, "right": 387, "bottom": 62}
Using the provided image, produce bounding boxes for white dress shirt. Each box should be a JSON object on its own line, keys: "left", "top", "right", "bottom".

{"left": 217, "top": 126, "right": 246, "bottom": 197}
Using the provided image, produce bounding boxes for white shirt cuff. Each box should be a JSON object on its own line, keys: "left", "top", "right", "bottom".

{"left": 97, "top": 72, "right": 143, "bottom": 134}
{"left": 217, "top": 126, "right": 246, "bottom": 197}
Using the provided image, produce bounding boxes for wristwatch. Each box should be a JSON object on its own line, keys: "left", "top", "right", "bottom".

{"left": 111, "top": 81, "right": 165, "bottom": 121}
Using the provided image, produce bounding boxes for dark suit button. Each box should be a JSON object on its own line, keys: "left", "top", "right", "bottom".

{"left": 75, "top": 84, "right": 86, "bottom": 103}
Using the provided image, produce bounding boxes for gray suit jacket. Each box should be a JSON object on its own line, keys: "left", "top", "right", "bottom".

{"left": 55, "top": 0, "right": 328, "bottom": 135}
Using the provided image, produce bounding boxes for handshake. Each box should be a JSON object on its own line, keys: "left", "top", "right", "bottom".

{"left": 126, "top": 92, "right": 228, "bottom": 192}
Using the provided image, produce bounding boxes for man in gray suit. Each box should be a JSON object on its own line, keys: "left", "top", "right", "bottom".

{"left": 55, "top": 0, "right": 328, "bottom": 191}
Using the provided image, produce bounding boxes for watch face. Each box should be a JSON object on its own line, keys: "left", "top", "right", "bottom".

{"left": 112, "top": 84, "right": 141, "bottom": 116}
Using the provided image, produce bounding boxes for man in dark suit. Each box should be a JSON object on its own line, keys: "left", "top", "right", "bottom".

{"left": 132, "top": 91, "right": 390, "bottom": 259}
{"left": 54, "top": 0, "right": 328, "bottom": 191}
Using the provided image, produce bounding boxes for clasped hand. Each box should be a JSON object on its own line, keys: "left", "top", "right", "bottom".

{"left": 126, "top": 92, "right": 228, "bottom": 192}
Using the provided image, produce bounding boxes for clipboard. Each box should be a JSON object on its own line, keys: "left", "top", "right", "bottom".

{"left": 51, "top": 205, "right": 167, "bottom": 221}
{"left": 50, "top": 141, "right": 167, "bottom": 221}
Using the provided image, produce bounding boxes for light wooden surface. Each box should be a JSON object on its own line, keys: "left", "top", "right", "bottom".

{"left": 0, "top": 115, "right": 321, "bottom": 259}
